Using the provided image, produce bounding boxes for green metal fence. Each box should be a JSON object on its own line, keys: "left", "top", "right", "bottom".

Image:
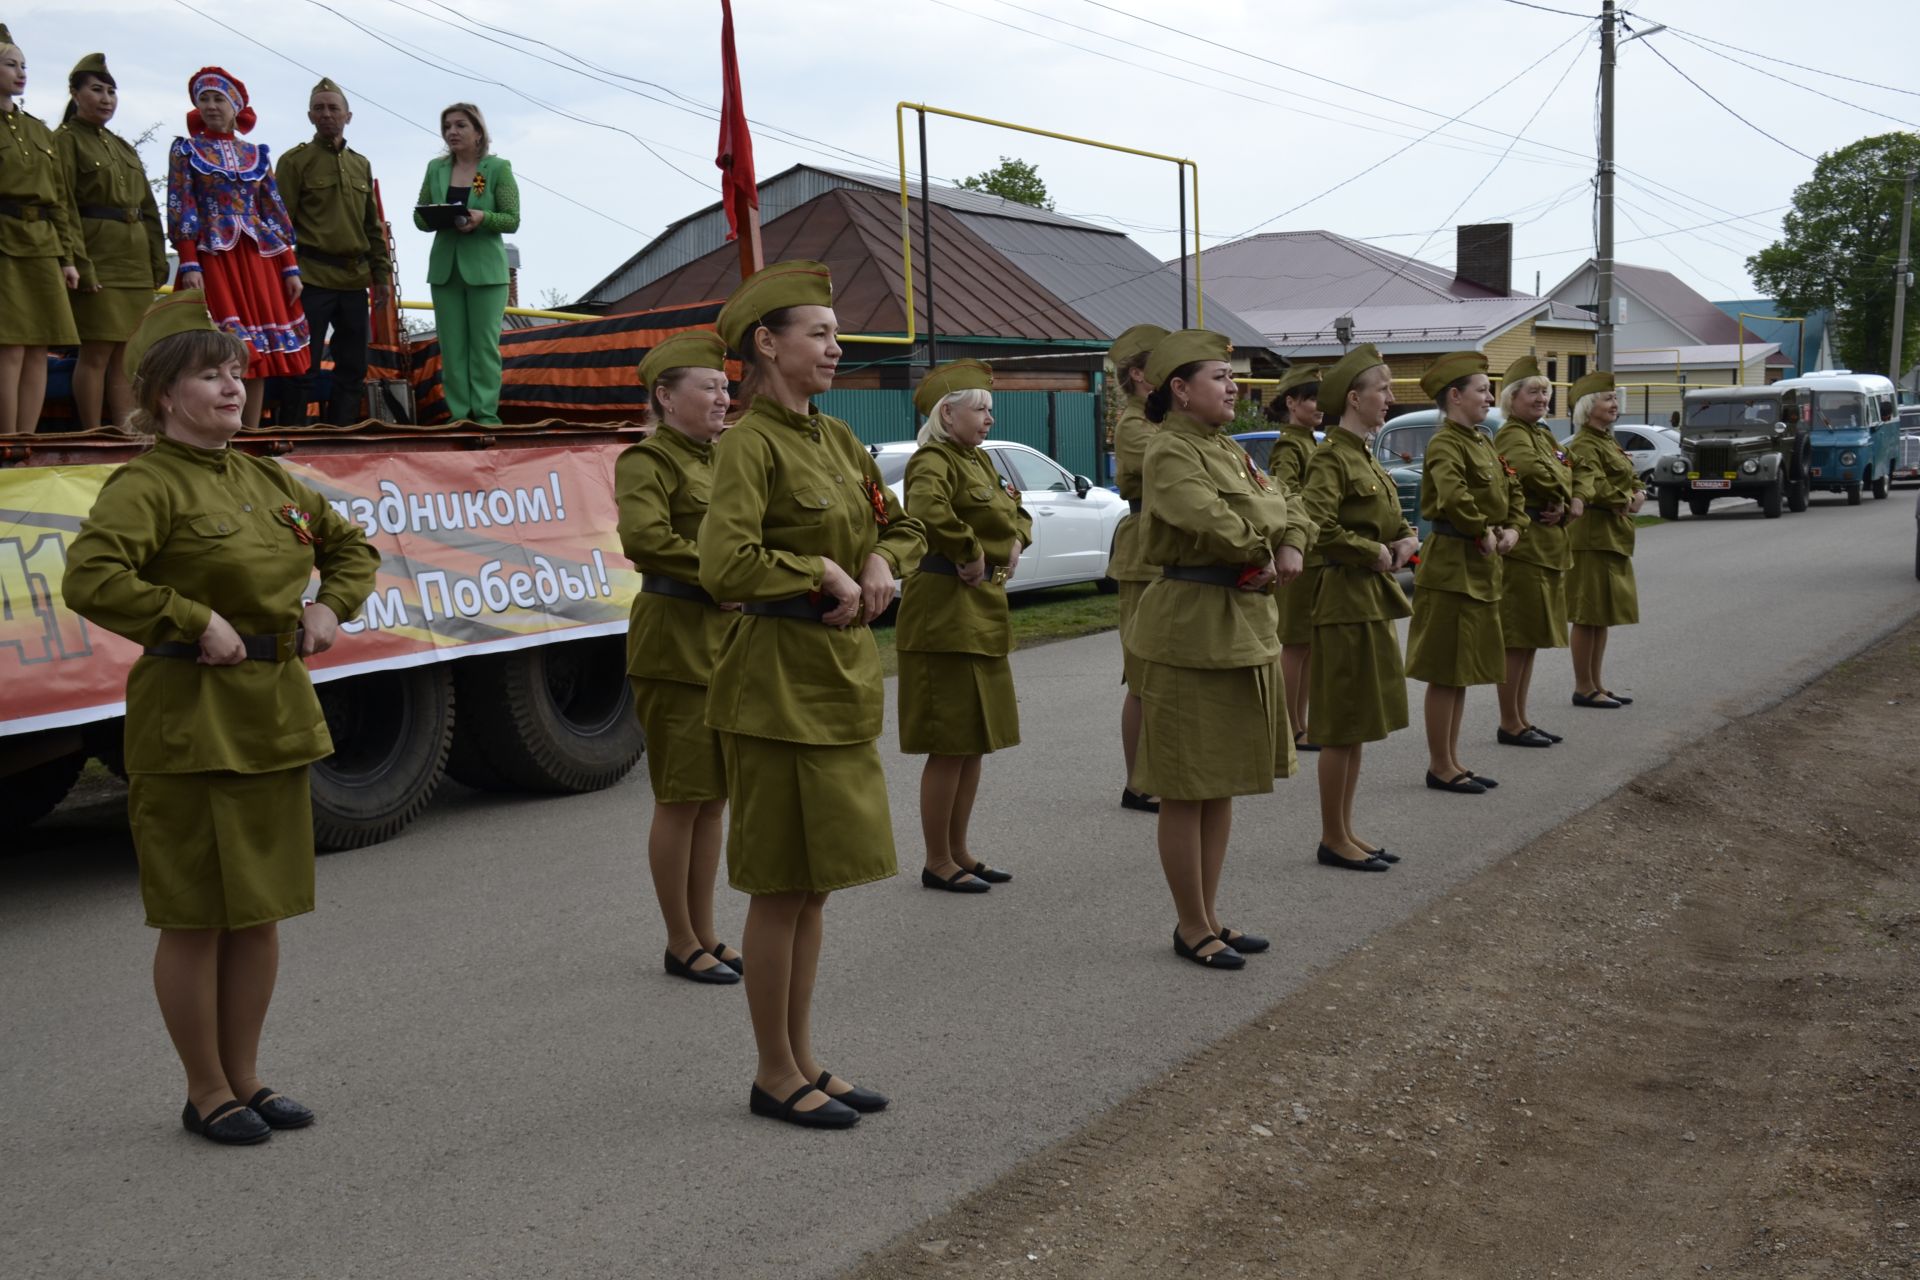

{"left": 811, "top": 389, "right": 1102, "bottom": 480}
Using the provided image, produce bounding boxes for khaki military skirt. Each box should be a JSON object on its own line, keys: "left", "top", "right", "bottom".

{"left": 1568, "top": 548, "right": 1639, "bottom": 627}
{"left": 630, "top": 676, "right": 726, "bottom": 804}
{"left": 1132, "top": 655, "right": 1295, "bottom": 801}
{"left": 1497, "top": 558, "right": 1569, "bottom": 650}
{"left": 1406, "top": 587, "right": 1505, "bottom": 687}
{"left": 70, "top": 284, "right": 154, "bottom": 345}
{"left": 897, "top": 650, "right": 1020, "bottom": 756}
{"left": 1308, "top": 619, "right": 1408, "bottom": 746}
{"left": 719, "top": 732, "right": 897, "bottom": 895}
{"left": 1117, "top": 577, "right": 1149, "bottom": 686}
{"left": 1273, "top": 564, "right": 1320, "bottom": 646}
{"left": 0, "top": 254, "right": 81, "bottom": 346}
{"left": 127, "top": 767, "right": 315, "bottom": 930}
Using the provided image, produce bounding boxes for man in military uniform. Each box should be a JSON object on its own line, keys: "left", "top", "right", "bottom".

{"left": 274, "top": 78, "right": 389, "bottom": 425}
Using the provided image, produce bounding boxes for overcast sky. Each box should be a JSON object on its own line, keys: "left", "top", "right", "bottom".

{"left": 9, "top": 0, "right": 1917, "bottom": 315}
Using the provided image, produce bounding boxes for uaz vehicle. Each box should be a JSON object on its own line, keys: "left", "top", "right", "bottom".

{"left": 1773, "top": 370, "right": 1901, "bottom": 504}
{"left": 1655, "top": 386, "right": 1809, "bottom": 520}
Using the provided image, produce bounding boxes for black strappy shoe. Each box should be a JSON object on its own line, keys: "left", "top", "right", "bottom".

{"left": 182, "top": 1098, "right": 270, "bottom": 1146}
{"left": 1172, "top": 928, "right": 1245, "bottom": 970}
{"left": 245, "top": 1087, "right": 314, "bottom": 1130}
{"left": 1425, "top": 771, "right": 1486, "bottom": 795}
{"left": 921, "top": 867, "right": 989, "bottom": 894}
{"left": 748, "top": 1082, "right": 859, "bottom": 1129}
{"left": 1217, "top": 927, "right": 1270, "bottom": 953}
{"left": 960, "top": 860, "right": 1012, "bottom": 884}
{"left": 665, "top": 946, "right": 741, "bottom": 985}
{"left": 816, "top": 1071, "right": 889, "bottom": 1113}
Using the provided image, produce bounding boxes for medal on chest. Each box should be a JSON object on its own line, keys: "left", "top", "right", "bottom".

{"left": 861, "top": 476, "right": 890, "bottom": 527}
{"left": 279, "top": 503, "right": 317, "bottom": 545}
{"left": 1241, "top": 449, "right": 1270, "bottom": 491}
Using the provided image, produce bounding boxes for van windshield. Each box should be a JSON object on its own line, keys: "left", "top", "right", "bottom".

{"left": 1686, "top": 398, "right": 1779, "bottom": 429}
{"left": 1809, "top": 392, "right": 1870, "bottom": 429}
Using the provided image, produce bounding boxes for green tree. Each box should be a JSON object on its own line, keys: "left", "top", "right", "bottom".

{"left": 1747, "top": 132, "right": 1920, "bottom": 376}
{"left": 959, "top": 156, "right": 1054, "bottom": 210}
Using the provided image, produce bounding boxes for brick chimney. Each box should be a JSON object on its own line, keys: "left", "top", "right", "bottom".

{"left": 1455, "top": 223, "right": 1514, "bottom": 296}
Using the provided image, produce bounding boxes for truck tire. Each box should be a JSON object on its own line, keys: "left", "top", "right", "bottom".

{"left": 1, "top": 746, "right": 86, "bottom": 833}
{"left": 1846, "top": 482, "right": 1863, "bottom": 505}
{"left": 1760, "top": 477, "right": 1784, "bottom": 519}
{"left": 1688, "top": 495, "right": 1712, "bottom": 518}
{"left": 310, "top": 665, "right": 455, "bottom": 852}
{"left": 1787, "top": 471, "right": 1810, "bottom": 513}
{"left": 1872, "top": 472, "right": 1889, "bottom": 500}
{"left": 1657, "top": 490, "right": 1679, "bottom": 521}
{"left": 457, "top": 636, "right": 643, "bottom": 793}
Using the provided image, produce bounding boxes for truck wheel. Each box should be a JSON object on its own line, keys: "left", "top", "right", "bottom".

{"left": 458, "top": 636, "right": 643, "bottom": 793}
{"left": 1688, "top": 495, "right": 1712, "bottom": 517}
{"left": 1846, "top": 482, "right": 1863, "bottom": 506}
{"left": 1657, "top": 490, "right": 1679, "bottom": 521}
{"left": 1787, "top": 473, "right": 1810, "bottom": 513}
{"left": 1760, "top": 478, "right": 1784, "bottom": 519}
{"left": 311, "top": 665, "right": 455, "bottom": 852}
{"left": 0, "top": 746, "right": 86, "bottom": 833}
{"left": 1872, "top": 472, "right": 1889, "bottom": 499}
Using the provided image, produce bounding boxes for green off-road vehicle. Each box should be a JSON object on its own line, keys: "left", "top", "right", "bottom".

{"left": 1655, "top": 386, "right": 1809, "bottom": 520}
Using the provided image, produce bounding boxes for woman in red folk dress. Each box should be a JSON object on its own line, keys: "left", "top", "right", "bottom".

{"left": 166, "top": 66, "right": 307, "bottom": 427}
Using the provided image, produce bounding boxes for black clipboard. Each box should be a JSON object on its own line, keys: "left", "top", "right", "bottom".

{"left": 415, "top": 203, "right": 468, "bottom": 231}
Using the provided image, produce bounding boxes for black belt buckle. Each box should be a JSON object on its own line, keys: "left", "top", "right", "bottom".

{"left": 741, "top": 593, "right": 837, "bottom": 623}
{"left": 1429, "top": 519, "right": 1472, "bottom": 540}
{"left": 0, "top": 200, "right": 43, "bottom": 223}
{"left": 1162, "top": 564, "right": 1243, "bottom": 588}
{"left": 144, "top": 628, "right": 303, "bottom": 662}
{"left": 640, "top": 574, "right": 716, "bottom": 607}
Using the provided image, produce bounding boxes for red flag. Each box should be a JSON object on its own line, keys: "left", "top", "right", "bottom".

{"left": 716, "top": 0, "right": 757, "bottom": 244}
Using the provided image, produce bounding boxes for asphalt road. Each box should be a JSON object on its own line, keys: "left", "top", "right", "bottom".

{"left": 6, "top": 492, "right": 1918, "bottom": 1280}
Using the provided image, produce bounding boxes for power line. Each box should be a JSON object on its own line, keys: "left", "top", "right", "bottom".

{"left": 1499, "top": 0, "right": 1597, "bottom": 14}
{"left": 1513, "top": 205, "right": 1790, "bottom": 260}
{"left": 1664, "top": 29, "right": 1920, "bottom": 130}
{"left": 1628, "top": 30, "right": 1816, "bottom": 163}
{"left": 1625, "top": 14, "right": 1920, "bottom": 100}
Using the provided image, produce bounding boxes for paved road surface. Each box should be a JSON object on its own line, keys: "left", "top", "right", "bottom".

{"left": 6, "top": 494, "right": 1918, "bottom": 1280}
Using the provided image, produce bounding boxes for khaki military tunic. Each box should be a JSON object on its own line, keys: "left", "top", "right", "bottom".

{"left": 55, "top": 118, "right": 166, "bottom": 342}
{"left": 0, "top": 104, "right": 83, "bottom": 346}
{"left": 698, "top": 396, "right": 926, "bottom": 894}
{"left": 615, "top": 423, "right": 730, "bottom": 802}
{"left": 1406, "top": 419, "right": 1529, "bottom": 687}
{"left": 275, "top": 135, "right": 392, "bottom": 291}
{"left": 1267, "top": 422, "right": 1322, "bottom": 646}
{"left": 1300, "top": 427, "right": 1414, "bottom": 745}
{"left": 1109, "top": 397, "right": 1154, "bottom": 584}
{"left": 1567, "top": 425, "right": 1640, "bottom": 627}
{"left": 1494, "top": 416, "right": 1574, "bottom": 649}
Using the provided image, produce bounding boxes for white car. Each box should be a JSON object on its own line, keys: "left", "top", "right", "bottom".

{"left": 1556, "top": 423, "right": 1682, "bottom": 487}
{"left": 870, "top": 439, "right": 1126, "bottom": 592}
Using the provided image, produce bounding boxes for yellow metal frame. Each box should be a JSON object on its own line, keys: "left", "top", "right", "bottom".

{"left": 1738, "top": 311, "right": 1806, "bottom": 379}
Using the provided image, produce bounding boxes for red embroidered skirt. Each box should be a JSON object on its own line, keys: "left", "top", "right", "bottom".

{"left": 195, "top": 246, "right": 310, "bottom": 378}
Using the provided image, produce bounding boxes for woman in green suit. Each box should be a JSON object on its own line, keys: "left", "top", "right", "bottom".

{"left": 1300, "top": 345, "right": 1419, "bottom": 870}
{"left": 898, "top": 359, "right": 1032, "bottom": 894}
{"left": 1566, "top": 371, "right": 1642, "bottom": 709}
{"left": 1264, "top": 364, "right": 1324, "bottom": 753}
{"left": 1107, "top": 322, "right": 1167, "bottom": 814}
{"left": 699, "top": 261, "right": 925, "bottom": 1128}
{"left": 413, "top": 102, "right": 518, "bottom": 425}
{"left": 1492, "top": 355, "right": 1574, "bottom": 746}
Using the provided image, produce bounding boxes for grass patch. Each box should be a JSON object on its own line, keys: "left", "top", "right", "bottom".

{"left": 1634, "top": 514, "right": 1666, "bottom": 527}
{"left": 870, "top": 583, "right": 1120, "bottom": 677}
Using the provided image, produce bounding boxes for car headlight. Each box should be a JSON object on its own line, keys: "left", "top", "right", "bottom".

{"left": 1742, "top": 459, "right": 1759, "bottom": 474}
{"left": 1840, "top": 450, "right": 1857, "bottom": 465}
{"left": 1669, "top": 457, "right": 1686, "bottom": 472}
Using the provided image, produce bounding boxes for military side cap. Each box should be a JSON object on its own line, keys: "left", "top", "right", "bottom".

{"left": 1108, "top": 323, "right": 1169, "bottom": 370}
{"left": 72, "top": 52, "right": 111, "bottom": 80}
{"left": 1319, "top": 343, "right": 1385, "bottom": 414}
{"left": 1419, "top": 351, "right": 1489, "bottom": 399}
{"left": 1502, "top": 354, "right": 1541, "bottom": 385}
{"left": 1145, "top": 328, "right": 1231, "bottom": 390}
{"left": 717, "top": 259, "right": 833, "bottom": 353}
{"left": 914, "top": 359, "right": 993, "bottom": 418}
{"left": 1570, "top": 370, "right": 1617, "bottom": 403}
{"left": 311, "top": 76, "right": 349, "bottom": 108}
{"left": 0, "top": 23, "right": 15, "bottom": 47}
{"left": 1273, "top": 364, "right": 1324, "bottom": 399}
{"left": 124, "top": 291, "right": 221, "bottom": 379}
{"left": 638, "top": 329, "right": 727, "bottom": 391}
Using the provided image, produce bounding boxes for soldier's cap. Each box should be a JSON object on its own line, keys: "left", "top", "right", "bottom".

{"left": 0, "top": 22, "right": 16, "bottom": 49}
{"left": 310, "top": 77, "right": 349, "bottom": 109}
{"left": 717, "top": 259, "right": 834, "bottom": 354}
{"left": 1145, "top": 329, "right": 1231, "bottom": 391}
{"left": 1273, "top": 364, "right": 1325, "bottom": 400}
{"left": 638, "top": 329, "right": 728, "bottom": 392}
{"left": 71, "top": 52, "right": 113, "bottom": 83}
{"left": 1319, "top": 343, "right": 1386, "bottom": 414}
{"left": 1108, "top": 323, "right": 1169, "bottom": 371}
{"left": 914, "top": 359, "right": 993, "bottom": 418}
{"left": 1502, "top": 354, "right": 1542, "bottom": 385}
{"left": 1419, "top": 351, "right": 1489, "bottom": 400}
{"left": 124, "top": 291, "right": 222, "bottom": 379}
{"left": 1570, "top": 370, "right": 1617, "bottom": 403}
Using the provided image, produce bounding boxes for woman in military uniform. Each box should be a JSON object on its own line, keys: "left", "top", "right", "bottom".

{"left": 0, "top": 26, "right": 84, "bottom": 436}
{"left": 899, "top": 360, "right": 1032, "bottom": 894}
{"left": 1300, "top": 345, "right": 1420, "bottom": 870}
{"left": 1565, "top": 370, "right": 1642, "bottom": 709}
{"left": 58, "top": 53, "right": 168, "bottom": 430}
{"left": 62, "top": 292, "right": 378, "bottom": 1145}
{"left": 1492, "top": 355, "right": 1574, "bottom": 747}
{"left": 1107, "top": 322, "right": 1167, "bottom": 814}
{"left": 1405, "top": 352, "right": 1528, "bottom": 796}
{"left": 617, "top": 330, "right": 741, "bottom": 986}
{"left": 1127, "top": 329, "right": 1311, "bottom": 970}
{"left": 1264, "top": 364, "right": 1324, "bottom": 753}
{"left": 698, "top": 261, "right": 926, "bottom": 1128}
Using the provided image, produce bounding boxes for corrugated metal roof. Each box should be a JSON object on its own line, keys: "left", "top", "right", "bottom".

{"left": 1241, "top": 298, "right": 1553, "bottom": 358}
{"left": 809, "top": 166, "right": 1105, "bottom": 230}
{"left": 1185, "top": 229, "right": 1510, "bottom": 315}
{"left": 1616, "top": 343, "right": 1782, "bottom": 368}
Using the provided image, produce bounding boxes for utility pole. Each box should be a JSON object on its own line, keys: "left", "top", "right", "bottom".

{"left": 1890, "top": 166, "right": 1916, "bottom": 383}
{"left": 1596, "top": 0, "right": 1617, "bottom": 373}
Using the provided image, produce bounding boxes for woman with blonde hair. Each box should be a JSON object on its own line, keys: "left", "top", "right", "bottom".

{"left": 414, "top": 102, "right": 519, "bottom": 424}
{"left": 1566, "top": 370, "right": 1642, "bottom": 708}
{"left": 1492, "top": 355, "right": 1574, "bottom": 747}
{"left": 898, "top": 359, "right": 1032, "bottom": 894}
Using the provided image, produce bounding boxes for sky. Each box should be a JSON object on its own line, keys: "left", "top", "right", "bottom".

{"left": 9, "top": 0, "right": 1918, "bottom": 318}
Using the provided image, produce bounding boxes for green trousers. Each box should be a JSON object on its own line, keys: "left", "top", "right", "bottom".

{"left": 431, "top": 266, "right": 509, "bottom": 424}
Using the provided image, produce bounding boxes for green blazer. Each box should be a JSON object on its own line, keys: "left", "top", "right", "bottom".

{"left": 413, "top": 154, "right": 519, "bottom": 287}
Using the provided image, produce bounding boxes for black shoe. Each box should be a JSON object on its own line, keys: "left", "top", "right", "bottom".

{"left": 1172, "top": 928, "right": 1244, "bottom": 969}
{"left": 1527, "top": 724, "right": 1564, "bottom": 743}
{"left": 1121, "top": 787, "right": 1161, "bottom": 813}
{"left": 1424, "top": 771, "right": 1487, "bottom": 795}
{"left": 1603, "top": 690, "right": 1634, "bottom": 706}
{"left": 1497, "top": 726, "right": 1554, "bottom": 748}
{"left": 1317, "top": 843, "right": 1390, "bottom": 871}
{"left": 711, "top": 943, "right": 744, "bottom": 975}
{"left": 1218, "top": 928, "right": 1270, "bottom": 953}
{"left": 1294, "top": 734, "right": 1322, "bottom": 753}
{"left": 921, "top": 867, "right": 990, "bottom": 894}
{"left": 245, "top": 1087, "right": 314, "bottom": 1130}
{"left": 1358, "top": 846, "right": 1400, "bottom": 864}
{"left": 1467, "top": 772, "right": 1498, "bottom": 789}
{"left": 665, "top": 947, "right": 741, "bottom": 985}
{"left": 1572, "top": 691, "right": 1623, "bottom": 709}
{"left": 749, "top": 1082, "right": 859, "bottom": 1129}
{"left": 817, "top": 1071, "right": 889, "bottom": 1113}
{"left": 181, "top": 1099, "right": 271, "bottom": 1146}
{"left": 961, "top": 861, "right": 1012, "bottom": 884}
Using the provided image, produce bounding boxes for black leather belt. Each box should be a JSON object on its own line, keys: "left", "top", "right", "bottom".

{"left": 1524, "top": 507, "right": 1554, "bottom": 522}
{"left": 144, "top": 628, "right": 303, "bottom": 662}
{"left": 742, "top": 593, "right": 838, "bottom": 622}
{"left": 298, "top": 246, "right": 370, "bottom": 269}
{"left": 1162, "top": 564, "right": 1244, "bottom": 587}
{"left": 918, "top": 552, "right": 1008, "bottom": 584}
{"left": 0, "top": 199, "right": 49, "bottom": 222}
{"left": 1127, "top": 498, "right": 1142, "bottom": 515}
{"left": 641, "top": 575, "right": 715, "bottom": 606}
{"left": 78, "top": 203, "right": 140, "bottom": 223}
{"left": 1429, "top": 520, "right": 1475, "bottom": 539}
